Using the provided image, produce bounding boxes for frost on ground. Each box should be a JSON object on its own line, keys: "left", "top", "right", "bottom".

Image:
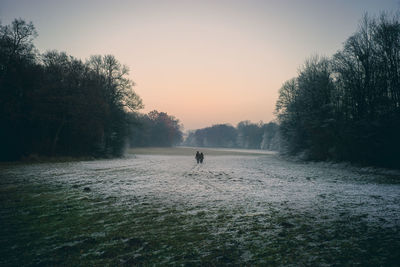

{"left": 0, "top": 148, "right": 399, "bottom": 266}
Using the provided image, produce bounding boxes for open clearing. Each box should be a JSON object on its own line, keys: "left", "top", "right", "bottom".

{"left": 1, "top": 147, "right": 399, "bottom": 265}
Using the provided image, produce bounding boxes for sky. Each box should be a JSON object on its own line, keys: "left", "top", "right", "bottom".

{"left": 1, "top": 0, "right": 399, "bottom": 130}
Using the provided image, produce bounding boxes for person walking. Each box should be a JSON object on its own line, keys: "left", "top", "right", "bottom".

{"left": 199, "top": 152, "right": 204, "bottom": 163}
{"left": 195, "top": 151, "right": 200, "bottom": 164}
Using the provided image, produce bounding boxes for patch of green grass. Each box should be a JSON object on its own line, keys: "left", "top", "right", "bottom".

{"left": 1, "top": 181, "right": 399, "bottom": 266}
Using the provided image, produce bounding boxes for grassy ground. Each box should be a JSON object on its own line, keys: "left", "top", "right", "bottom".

{"left": 1, "top": 148, "right": 399, "bottom": 266}
{"left": 1, "top": 184, "right": 398, "bottom": 266}
{"left": 0, "top": 184, "right": 400, "bottom": 266}
{"left": 128, "top": 146, "right": 276, "bottom": 156}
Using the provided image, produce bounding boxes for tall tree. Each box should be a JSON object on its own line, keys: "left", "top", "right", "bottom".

{"left": 277, "top": 13, "right": 400, "bottom": 167}
{"left": 0, "top": 19, "right": 38, "bottom": 160}
{"left": 0, "top": 19, "right": 144, "bottom": 160}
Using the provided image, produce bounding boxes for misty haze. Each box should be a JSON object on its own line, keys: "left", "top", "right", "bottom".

{"left": 1, "top": 1, "right": 400, "bottom": 266}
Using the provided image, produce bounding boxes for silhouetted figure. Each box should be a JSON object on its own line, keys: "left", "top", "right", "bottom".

{"left": 199, "top": 152, "right": 204, "bottom": 163}
{"left": 195, "top": 151, "right": 200, "bottom": 164}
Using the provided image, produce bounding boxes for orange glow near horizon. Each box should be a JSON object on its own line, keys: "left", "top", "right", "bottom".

{"left": 125, "top": 19, "right": 301, "bottom": 130}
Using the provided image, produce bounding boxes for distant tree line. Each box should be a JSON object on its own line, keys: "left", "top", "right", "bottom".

{"left": 183, "top": 121, "right": 279, "bottom": 150}
{"left": 275, "top": 13, "right": 400, "bottom": 168}
{"left": 129, "top": 110, "right": 183, "bottom": 147}
{"left": 0, "top": 19, "right": 182, "bottom": 161}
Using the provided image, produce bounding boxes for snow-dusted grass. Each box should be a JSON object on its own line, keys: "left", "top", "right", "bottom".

{"left": 0, "top": 148, "right": 399, "bottom": 265}
{"left": 128, "top": 146, "right": 277, "bottom": 156}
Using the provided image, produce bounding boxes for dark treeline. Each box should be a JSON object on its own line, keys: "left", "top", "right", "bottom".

{"left": 184, "top": 121, "right": 279, "bottom": 150}
{"left": 0, "top": 19, "right": 182, "bottom": 161}
{"left": 129, "top": 110, "right": 183, "bottom": 147}
{"left": 276, "top": 13, "right": 400, "bottom": 168}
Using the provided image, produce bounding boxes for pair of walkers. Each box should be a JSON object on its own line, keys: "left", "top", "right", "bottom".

{"left": 195, "top": 151, "right": 204, "bottom": 164}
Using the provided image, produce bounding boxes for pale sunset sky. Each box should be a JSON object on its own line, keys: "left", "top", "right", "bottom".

{"left": 1, "top": 0, "right": 399, "bottom": 130}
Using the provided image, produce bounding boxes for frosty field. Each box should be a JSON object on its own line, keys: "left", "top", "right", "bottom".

{"left": 1, "top": 147, "right": 399, "bottom": 266}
